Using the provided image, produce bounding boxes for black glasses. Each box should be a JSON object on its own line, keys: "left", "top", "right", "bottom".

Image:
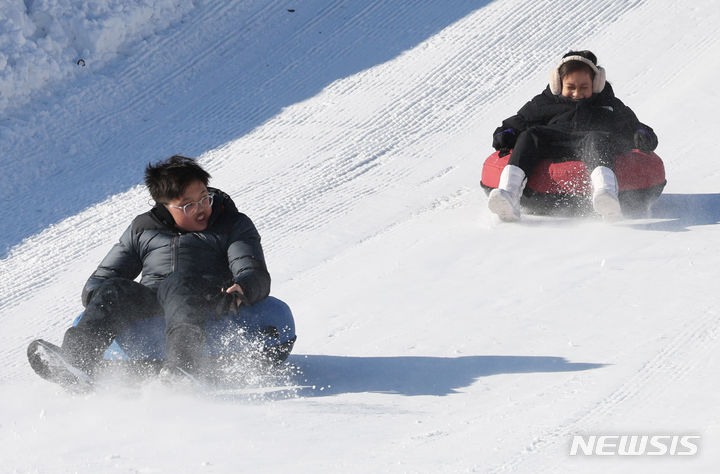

{"left": 165, "top": 193, "right": 214, "bottom": 216}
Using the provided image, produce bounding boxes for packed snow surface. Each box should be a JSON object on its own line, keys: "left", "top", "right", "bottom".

{"left": 1, "top": 0, "right": 719, "bottom": 472}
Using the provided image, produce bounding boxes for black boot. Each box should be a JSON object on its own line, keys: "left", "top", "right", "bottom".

{"left": 27, "top": 339, "right": 95, "bottom": 391}
{"left": 27, "top": 322, "right": 114, "bottom": 390}
{"left": 161, "top": 325, "right": 206, "bottom": 383}
{"left": 61, "top": 325, "right": 114, "bottom": 376}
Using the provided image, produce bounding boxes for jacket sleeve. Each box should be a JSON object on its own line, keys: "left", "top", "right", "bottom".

{"left": 494, "top": 91, "right": 550, "bottom": 135}
{"left": 607, "top": 96, "right": 657, "bottom": 145}
{"left": 227, "top": 214, "right": 271, "bottom": 305}
{"left": 496, "top": 114, "right": 528, "bottom": 134}
{"left": 81, "top": 225, "right": 142, "bottom": 307}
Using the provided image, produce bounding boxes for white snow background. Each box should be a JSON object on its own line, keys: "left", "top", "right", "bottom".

{"left": 1, "top": 0, "right": 719, "bottom": 472}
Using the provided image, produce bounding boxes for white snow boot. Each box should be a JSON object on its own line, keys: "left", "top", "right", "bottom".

{"left": 488, "top": 164, "right": 527, "bottom": 222}
{"left": 590, "top": 166, "right": 622, "bottom": 219}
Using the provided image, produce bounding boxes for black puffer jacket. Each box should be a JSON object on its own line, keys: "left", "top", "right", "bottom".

{"left": 496, "top": 83, "right": 653, "bottom": 147}
{"left": 82, "top": 188, "right": 270, "bottom": 307}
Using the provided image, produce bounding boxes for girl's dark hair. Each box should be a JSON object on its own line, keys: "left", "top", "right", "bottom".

{"left": 558, "top": 50, "right": 597, "bottom": 80}
{"left": 145, "top": 155, "right": 211, "bottom": 202}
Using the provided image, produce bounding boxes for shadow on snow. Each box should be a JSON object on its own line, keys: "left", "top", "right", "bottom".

{"left": 636, "top": 193, "right": 720, "bottom": 231}
{"left": 289, "top": 354, "right": 606, "bottom": 397}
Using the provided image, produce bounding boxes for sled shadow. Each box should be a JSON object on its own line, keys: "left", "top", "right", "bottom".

{"left": 629, "top": 193, "right": 720, "bottom": 231}
{"left": 288, "top": 354, "right": 605, "bottom": 397}
{"left": 1, "top": 1, "right": 491, "bottom": 258}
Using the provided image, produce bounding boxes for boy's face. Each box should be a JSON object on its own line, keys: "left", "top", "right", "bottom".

{"left": 561, "top": 70, "right": 593, "bottom": 100}
{"left": 164, "top": 180, "right": 213, "bottom": 232}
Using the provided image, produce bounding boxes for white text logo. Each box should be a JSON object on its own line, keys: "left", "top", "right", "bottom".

{"left": 569, "top": 434, "right": 701, "bottom": 456}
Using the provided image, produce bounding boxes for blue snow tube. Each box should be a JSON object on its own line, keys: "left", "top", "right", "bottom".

{"left": 72, "top": 296, "right": 296, "bottom": 364}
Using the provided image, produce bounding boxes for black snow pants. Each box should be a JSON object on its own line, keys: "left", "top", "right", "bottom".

{"left": 508, "top": 127, "right": 622, "bottom": 177}
{"left": 61, "top": 273, "right": 226, "bottom": 373}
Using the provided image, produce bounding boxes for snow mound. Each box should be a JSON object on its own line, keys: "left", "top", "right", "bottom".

{"left": 0, "top": 0, "right": 195, "bottom": 112}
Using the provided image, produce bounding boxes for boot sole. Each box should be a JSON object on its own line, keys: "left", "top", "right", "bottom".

{"left": 27, "top": 340, "right": 94, "bottom": 391}
{"left": 488, "top": 189, "right": 520, "bottom": 222}
{"left": 593, "top": 192, "right": 623, "bottom": 220}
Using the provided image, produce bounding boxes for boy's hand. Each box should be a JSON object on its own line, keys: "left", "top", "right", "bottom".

{"left": 225, "top": 284, "right": 248, "bottom": 311}
{"left": 213, "top": 284, "right": 249, "bottom": 316}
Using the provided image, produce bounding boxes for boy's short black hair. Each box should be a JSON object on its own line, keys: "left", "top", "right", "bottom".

{"left": 558, "top": 50, "right": 597, "bottom": 80}
{"left": 145, "top": 155, "right": 211, "bottom": 203}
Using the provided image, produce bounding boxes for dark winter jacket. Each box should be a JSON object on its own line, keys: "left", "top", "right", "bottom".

{"left": 494, "top": 83, "right": 656, "bottom": 150}
{"left": 82, "top": 188, "right": 270, "bottom": 307}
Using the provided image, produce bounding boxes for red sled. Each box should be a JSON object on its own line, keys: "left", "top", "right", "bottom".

{"left": 480, "top": 149, "right": 666, "bottom": 215}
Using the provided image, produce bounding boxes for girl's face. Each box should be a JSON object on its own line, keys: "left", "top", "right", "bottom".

{"left": 561, "top": 70, "right": 593, "bottom": 100}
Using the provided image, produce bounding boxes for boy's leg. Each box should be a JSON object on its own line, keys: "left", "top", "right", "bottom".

{"left": 156, "top": 273, "right": 221, "bottom": 374}
{"left": 62, "top": 277, "right": 160, "bottom": 373}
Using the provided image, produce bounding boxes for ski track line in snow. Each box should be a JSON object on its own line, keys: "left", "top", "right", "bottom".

{"left": 487, "top": 307, "right": 720, "bottom": 473}
{"left": 0, "top": 0, "right": 652, "bottom": 385}
{"left": 111, "top": 0, "right": 342, "bottom": 134}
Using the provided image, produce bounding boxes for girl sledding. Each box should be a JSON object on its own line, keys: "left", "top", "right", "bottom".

{"left": 482, "top": 50, "right": 665, "bottom": 220}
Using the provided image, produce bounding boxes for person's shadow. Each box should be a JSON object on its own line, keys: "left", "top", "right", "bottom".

{"left": 287, "top": 354, "right": 605, "bottom": 397}
{"left": 629, "top": 193, "right": 720, "bottom": 231}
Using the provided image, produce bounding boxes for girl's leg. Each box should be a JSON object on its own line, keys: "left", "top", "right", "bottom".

{"left": 509, "top": 127, "right": 576, "bottom": 175}
{"left": 579, "top": 132, "right": 623, "bottom": 218}
{"left": 489, "top": 128, "right": 574, "bottom": 221}
{"left": 578, "top": 131, "right": 618, "bottom": 170}
{"left": 507, "top": 129, "right": 544, "bottom": 177}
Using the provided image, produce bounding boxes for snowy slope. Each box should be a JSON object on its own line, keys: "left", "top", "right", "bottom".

{"left": 1, "top": 0, "right": 720, "bottom": 473}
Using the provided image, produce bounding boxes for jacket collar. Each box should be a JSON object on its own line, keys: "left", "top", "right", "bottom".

{"left": 149, "top": 186, "right": 227, "bottom": 232}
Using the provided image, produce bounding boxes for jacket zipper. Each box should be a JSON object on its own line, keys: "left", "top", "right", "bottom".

{"left": 171, "top": 233, "right": 180, "bottom": 273}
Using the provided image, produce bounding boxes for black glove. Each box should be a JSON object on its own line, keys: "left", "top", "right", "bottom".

{"left": 212, "top": 287, "right": 250, "bottom": 317}
{"left": 492, "top": 127, "right": 517, "bottom": 153}
{"left": 213, "top": 291, "right": 237, "bottom": 317}
{"left": 633, "top": 127, "right": 658, "bottom": 152}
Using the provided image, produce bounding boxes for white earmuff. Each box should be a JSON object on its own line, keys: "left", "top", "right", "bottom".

{"left": 548, "top": 55, "right": 606, "bottom": 95}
